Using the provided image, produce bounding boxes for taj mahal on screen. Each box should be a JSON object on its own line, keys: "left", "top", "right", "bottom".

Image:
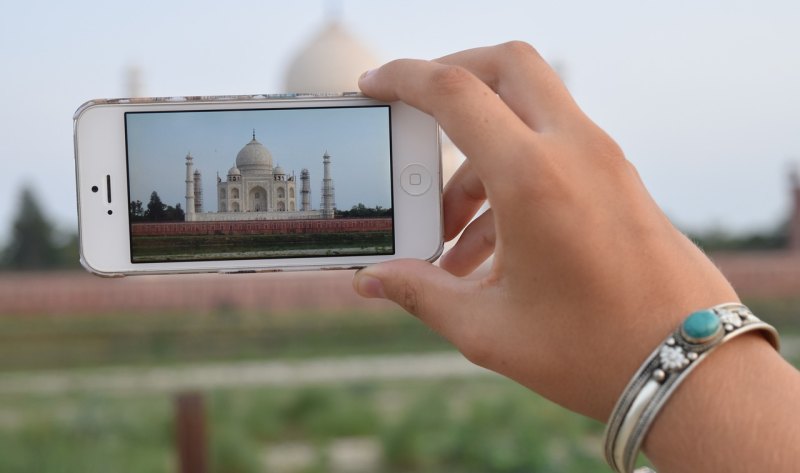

{"left": 183, "top": 130, "right": 336, "bottom": 222}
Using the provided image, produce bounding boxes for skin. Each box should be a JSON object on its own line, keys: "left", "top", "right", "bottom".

{"left": 352, "top": 42, "right": 800, "bottom": 471}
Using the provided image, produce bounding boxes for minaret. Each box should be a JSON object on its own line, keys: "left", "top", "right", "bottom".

{"left": 185, "top": 153, "right": 195, "bottom": 222}
{"left": 320, "top": 151, "right": 335, "bottom": 219}
{"left": 300, "top": 168, "right": 311, "bottom": 211}
{"left": 126, "top": 64, "right": 144, "bottom": 98}
{"left": 789, "top": 167, "right": 800, "bottom": 252}
{"left": 193, "top": 169, "right": 203, "bottom": 213}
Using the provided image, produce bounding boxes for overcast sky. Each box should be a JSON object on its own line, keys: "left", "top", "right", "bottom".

{"left": 1, "top": 0, "right": 799, "bottom": 243}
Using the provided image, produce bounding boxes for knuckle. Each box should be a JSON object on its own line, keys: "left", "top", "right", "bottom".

{"left": 429, "top": 65, "right": 475, "bottom": 96}
{"left": 595, "top": 133, "right": 626, "bottom": 163}
{"left": 498, "top": 40, "right": 542, "bottom": 62}
{"left": 479, "top": 227, "right": 496, "bottom": 251}
{"left": 616, "top": 157, "right": 642, "bottom": 181}
{"left": 589, "top": 133, "right": 633, "bottom": 177}
{"left": 395, "top": 278, "right": 423, "bottom": 316}
{"left": 382, "top": 58, "right": 409, "bottom": 72}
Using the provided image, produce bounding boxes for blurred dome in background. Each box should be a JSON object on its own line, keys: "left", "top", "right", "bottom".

{"left": 283, "top": 19, "right": 463, "bottom": 185}
{"left": 284, "top": 20, "right": 379, "bottom": 93}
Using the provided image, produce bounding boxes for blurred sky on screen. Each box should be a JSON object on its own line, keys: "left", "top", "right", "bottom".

{"left": 1, "top": 0, "right": 799, "bottom": 243}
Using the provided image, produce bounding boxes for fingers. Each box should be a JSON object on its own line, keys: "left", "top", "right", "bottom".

{"left": 352, "top": 259, "right": 475, "bottom": 338}
{"left": 440, "top": 209, "right": 496, "bottom": 277}
{"left": 359, "top": 58, "right": 538, "bottom": 186}
{"left": 434, "top": 41, "right": 580, "bottom": 131}
{"left": 443, "top": 160, "right": 487, "bottom": 241}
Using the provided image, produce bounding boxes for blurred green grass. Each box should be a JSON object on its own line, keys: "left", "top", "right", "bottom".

{"left": 0, "top": 377, "right": 609, "bottom": 473}
{"left": 1, "top": 299, "right": 795, "bottom": 373}
{"left": 743, "top": 297, "right": 800, "bottom": 335}
{"left": 0, "top": 303, "right": 796, "bottom": 472}
{"left": 0, "top": 309, "right": 450, "bottom": 372}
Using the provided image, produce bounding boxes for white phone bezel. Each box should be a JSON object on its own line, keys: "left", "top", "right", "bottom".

{"left": 74, "top": 95, "right": 443, "bottom": 276}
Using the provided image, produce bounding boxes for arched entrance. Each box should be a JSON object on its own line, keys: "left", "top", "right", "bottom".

{"left": 249, "top": 186, "right": 268, "bottom": 212}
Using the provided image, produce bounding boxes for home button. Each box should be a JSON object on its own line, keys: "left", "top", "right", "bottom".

{"left": 400, "top": 163, "right": 432, "bottom": 196}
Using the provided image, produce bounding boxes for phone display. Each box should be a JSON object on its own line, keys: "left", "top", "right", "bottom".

{"left": 74, "top": 94, "right": 442, "bottom": 276}
{"left": 125, "top": 106, "right": 394, "bottom": 263}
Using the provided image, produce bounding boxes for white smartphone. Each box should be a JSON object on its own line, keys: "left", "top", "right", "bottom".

{"left": 73, "top": 94, "right": 443, "bottom": 276}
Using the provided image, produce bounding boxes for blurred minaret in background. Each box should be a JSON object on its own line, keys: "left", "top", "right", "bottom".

{"left": 788, "top": 166, "right": 800, "bottom": 252}
{"left": 126, "top": 64, "right": 144, "bottom": 97}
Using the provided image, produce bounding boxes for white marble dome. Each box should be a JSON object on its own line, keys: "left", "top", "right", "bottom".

{"left": 236, "top": 135, "right": 273, "bottom": 172}
{"left": 284, "top": 20, "right": 380, "bottom": 93}
{"left": 227, "top": 164, "right": 241, "bottom": 176}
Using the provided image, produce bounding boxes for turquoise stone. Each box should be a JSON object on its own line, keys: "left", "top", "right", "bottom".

{"left": 682, "top": 309, "right": 721, "bottom": 341}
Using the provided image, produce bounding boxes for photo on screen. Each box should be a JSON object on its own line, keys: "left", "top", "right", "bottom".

{"left": 125, "top": 106, "right": 394, "bottom": 263}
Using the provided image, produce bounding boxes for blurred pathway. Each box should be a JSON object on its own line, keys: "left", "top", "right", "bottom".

{"left": 0, "top": 351, "right": 491, "bottom": 395}
{"left": 0, "top": 336, "right": 797, "bottom": 395}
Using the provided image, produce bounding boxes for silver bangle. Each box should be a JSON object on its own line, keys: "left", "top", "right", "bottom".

{"left": 603, "top": 302, "right": 780, "bottom": 473}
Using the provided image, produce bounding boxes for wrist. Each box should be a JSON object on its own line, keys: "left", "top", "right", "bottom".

{"left": 589, "top": 236, "right": 742, "bottom": 421}
{"left": 644, "top": 332, "right": 799, "bottom": 472}
{"left": 603, "top": 303, "right": 779, "bottom": 472}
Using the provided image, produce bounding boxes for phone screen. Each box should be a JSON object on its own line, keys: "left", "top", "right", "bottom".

{"left": 124, "top": 106, "right": 394, "bottom": 263}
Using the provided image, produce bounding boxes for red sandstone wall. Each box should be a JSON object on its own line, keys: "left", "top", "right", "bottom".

{"left": 712, "top": 251, "right": 800, "bottom": 299}
{"left": 3, "top": 250, "right": 800, "bottom": 316}
{"left": 132, "top": 218, "right": 392, "bottom": 237}
{"left": 0, "top": 271, "right": 395, "bottom": 315}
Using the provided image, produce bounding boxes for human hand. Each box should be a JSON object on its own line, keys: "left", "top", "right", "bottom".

{"left": 352, "top": 42, "right": 739, "bottom": 421}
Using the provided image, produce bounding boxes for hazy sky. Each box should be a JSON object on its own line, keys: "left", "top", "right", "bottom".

{"left": 127, "top": 106, "right": 392, "bottom": 211}
{"left": 1, "top": 1, "right": 799, "bottom": 243}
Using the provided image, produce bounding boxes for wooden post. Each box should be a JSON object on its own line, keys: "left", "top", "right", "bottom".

{"left": 175, "top": 392, "right": 208, "bottom": 473}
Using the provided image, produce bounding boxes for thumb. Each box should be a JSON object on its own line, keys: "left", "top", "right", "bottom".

{"left": 353, "top": 258, "right": 467, "bottom": 332}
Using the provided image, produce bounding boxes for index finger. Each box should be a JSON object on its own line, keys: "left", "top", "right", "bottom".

{"left": 434, "top": 41, "right": 580, "bottom": 132}
{"left": 358, "top": 58, "right": 540, "bottom": 187}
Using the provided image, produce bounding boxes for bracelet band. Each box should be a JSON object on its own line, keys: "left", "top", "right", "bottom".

{"left": 603, "top": 302, "right": 780, "bottom": 473}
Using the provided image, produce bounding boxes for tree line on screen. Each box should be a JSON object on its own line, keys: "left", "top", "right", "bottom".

{"left": 0, "top": 185, "right": 790, "bottom": 270}
{"left": 129, "top": 192, "right": 185, "bottom": 222}
{"left": 335, "top": 203, "right": 392, "bottom": 218}
{"left": 129, "top": 192, "right": 390, "bottom": 222}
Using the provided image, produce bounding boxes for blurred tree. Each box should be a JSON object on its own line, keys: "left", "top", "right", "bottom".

{"left": 56, "top": 233, "right": 80, "bottom": 268}
{"left": 688, "top": 221, "right": 788, "bottom": 252}
{"left": 1, "top": 185, "right": 61, "bottom": 270}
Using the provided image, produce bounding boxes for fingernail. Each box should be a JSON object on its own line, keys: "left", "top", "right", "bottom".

{"left": 355, "top": 274, "right": 386, "bottom": 299}
{"left": 359, "top": 69, "right": 375, "bottom": 81}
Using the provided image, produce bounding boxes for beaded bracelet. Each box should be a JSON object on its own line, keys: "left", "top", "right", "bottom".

{"left": 603, "top": 303, "right": 780, "bottom": 473}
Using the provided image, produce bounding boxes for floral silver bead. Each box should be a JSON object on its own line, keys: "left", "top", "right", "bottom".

{"left": 659, "top": 345, "right": 689, "bottom": 371}
{"left": 719, "top": 311, "right": 743, "bottom": 329}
